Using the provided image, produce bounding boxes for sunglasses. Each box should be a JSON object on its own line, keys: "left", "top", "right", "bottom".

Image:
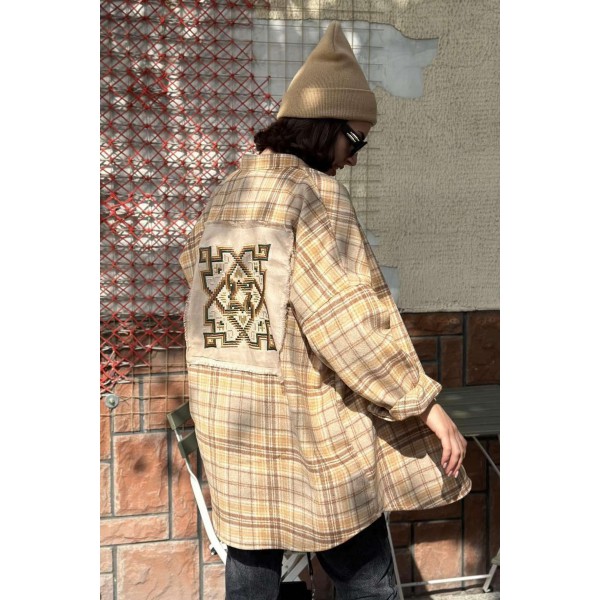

{"left": 342, "top": 123, "right": 367, "bottom": 156}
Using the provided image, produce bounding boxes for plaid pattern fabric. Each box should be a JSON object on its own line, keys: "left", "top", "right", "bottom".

{"left": 181, "top": 153, "right": 471, "bottom": 551}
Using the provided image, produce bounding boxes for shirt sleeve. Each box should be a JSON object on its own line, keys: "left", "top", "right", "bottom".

{"left": 290, "top": 178, "right": 441, "bottom": 421}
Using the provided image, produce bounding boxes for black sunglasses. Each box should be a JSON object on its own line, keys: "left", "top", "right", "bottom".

{"left": 342, "top": 123, "right": 367, "bottom": 156}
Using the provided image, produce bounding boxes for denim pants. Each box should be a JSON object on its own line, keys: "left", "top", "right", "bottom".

{"left": 225, "top": 514, "right": 398, "bottom": 600}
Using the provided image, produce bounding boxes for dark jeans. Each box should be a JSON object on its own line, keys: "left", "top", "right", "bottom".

{"left": 225, "top": 514, "right": 398, "bottom": 600}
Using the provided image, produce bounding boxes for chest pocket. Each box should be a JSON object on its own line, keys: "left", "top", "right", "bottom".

{"left": 184, "top": 222, "right": 294, "bottom": 375}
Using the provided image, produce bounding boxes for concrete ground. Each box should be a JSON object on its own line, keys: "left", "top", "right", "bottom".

{"left": 401, "top": 589, "right": 500, "bottom": 600}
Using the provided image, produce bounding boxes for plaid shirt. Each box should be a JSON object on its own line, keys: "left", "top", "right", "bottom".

{"left": 180, "top": 153, "right": 471, "bottom": 551}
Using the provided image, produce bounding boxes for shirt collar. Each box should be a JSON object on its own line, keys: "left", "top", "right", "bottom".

{"left": 239, "top": 152, "right": 308, "bottom": 171}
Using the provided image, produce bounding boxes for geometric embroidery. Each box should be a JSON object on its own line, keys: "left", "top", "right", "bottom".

{"left": 199, "top": 244, "right": 277, "bottom": 351}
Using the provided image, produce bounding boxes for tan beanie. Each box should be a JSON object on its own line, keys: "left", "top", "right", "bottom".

{"left": 277, "top": 21, "right": 377, "bottom": 125}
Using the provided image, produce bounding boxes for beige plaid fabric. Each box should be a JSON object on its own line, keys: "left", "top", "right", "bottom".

{"left": 180, "top": 153, "right": 471, "bottom": 551}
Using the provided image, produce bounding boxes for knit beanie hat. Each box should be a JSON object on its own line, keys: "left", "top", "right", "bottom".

{"left": 277, "top": 21, "right": 377, "bottom": 125}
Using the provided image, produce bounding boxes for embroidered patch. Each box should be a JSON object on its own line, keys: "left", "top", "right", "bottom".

{"left": 185, "top": 222, "right": 293, "bottom": 374}
{"left": 199, "top": 245, "right": 276, "bottom": 351}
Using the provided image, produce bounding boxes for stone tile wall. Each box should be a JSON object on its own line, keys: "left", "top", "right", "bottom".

{"left": 100, "top": 310, "right": 499, "bottom": 599}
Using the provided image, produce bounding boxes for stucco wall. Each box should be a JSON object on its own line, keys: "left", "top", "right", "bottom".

{"left": 257, "top": 0, "right": 499, "bottom": 311}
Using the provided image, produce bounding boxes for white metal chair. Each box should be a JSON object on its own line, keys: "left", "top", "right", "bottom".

{"left": 436, "top": 385, "right": 500, "bottom": 593}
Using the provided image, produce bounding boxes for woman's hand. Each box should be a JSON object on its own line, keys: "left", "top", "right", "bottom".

{"left": 420, "top": 402, "right": 467, "bottom": 478}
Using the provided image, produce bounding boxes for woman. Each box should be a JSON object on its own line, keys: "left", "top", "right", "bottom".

{"left": 180, "top": 21, "right": 471, "bottom": 600}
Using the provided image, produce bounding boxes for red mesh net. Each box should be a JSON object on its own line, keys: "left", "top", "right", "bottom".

{"left": 100, "top": 0, "right": 275, "bottom": 393}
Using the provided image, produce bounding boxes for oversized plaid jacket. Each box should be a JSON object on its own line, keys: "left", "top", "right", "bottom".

{"left": 180, "top": 153, "right": 471, "bottom": 551}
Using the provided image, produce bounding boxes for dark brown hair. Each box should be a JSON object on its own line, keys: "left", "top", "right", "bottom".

{"left": 254, "top": 117, "right": 345, "bottom": 173}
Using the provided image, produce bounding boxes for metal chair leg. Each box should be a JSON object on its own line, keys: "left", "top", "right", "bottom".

{"left": 385, "top": 512, "right": 405, "bottom": 600}
{"left": 482, "top": 550, "right": 500, "bottom": 592}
